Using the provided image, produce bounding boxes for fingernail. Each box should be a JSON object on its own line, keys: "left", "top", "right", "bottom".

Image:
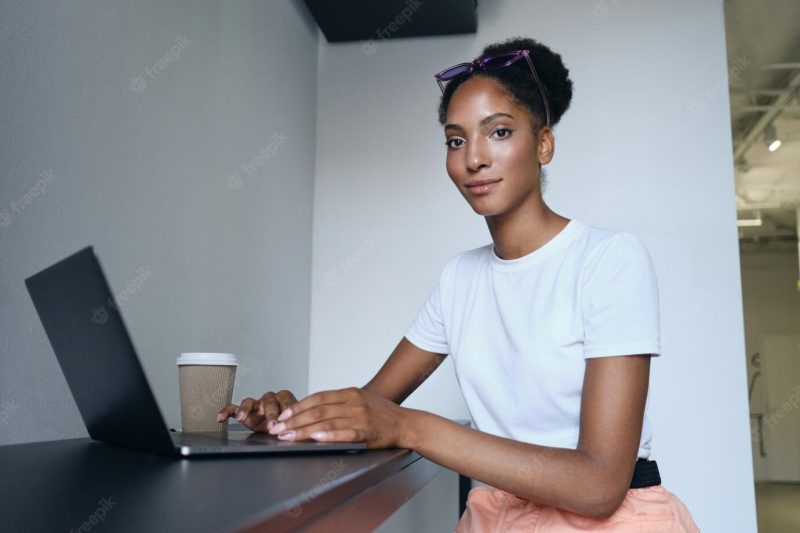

{"left": 277, "top": 431, "right": 295, "bottom": 440}
{"left": 217, "top": 414, "right": 225, "bottom": 422}
{"left": 310, "top": 431, "right": 328, "bottom": 440}
{"left": 272, "top": 422, "right": 286, "bottom": 434}
{"left": 277, "top": 409, "right": 292, "bottom": 422}
{"left": 236, "top": 411, "right": 246, "bottom": 422}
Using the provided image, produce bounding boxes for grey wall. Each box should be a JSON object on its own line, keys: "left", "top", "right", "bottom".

{"left": 309, "top": 1, "right": 757, "bottom": 531}
{"left": 0, "top": 0, "right": 318, "bottom": 444}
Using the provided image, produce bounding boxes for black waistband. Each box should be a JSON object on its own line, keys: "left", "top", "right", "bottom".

{"left": 630, "top": 458, "right": 661, "bottom": 488}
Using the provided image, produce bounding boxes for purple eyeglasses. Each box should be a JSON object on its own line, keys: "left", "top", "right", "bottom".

{"left": 434, "top": 49, "right": 551, "bottom": 128}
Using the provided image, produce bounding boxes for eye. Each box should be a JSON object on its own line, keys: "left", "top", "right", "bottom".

{"left": 493, "top": 128, "right": 513, "bottom": 139}
{"left": 445, "top": 138, "right": 464, "bottom": 149}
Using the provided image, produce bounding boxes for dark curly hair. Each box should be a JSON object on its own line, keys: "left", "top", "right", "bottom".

{"left": 436, "top": 36, "right": 573, "bottom": 131}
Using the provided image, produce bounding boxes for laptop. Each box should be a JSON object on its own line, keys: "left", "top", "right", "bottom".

{"left": 24, "top": 246, "right": 366, "bottom": 457}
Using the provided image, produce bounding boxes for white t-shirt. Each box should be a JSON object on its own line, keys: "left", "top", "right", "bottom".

{"left": 404, "top": 218, "right": 660, "bottom": 459}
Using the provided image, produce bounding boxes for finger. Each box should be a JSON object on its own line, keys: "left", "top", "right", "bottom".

{"left": 276, "top": 418, "right": 360, "bottom": 442}
{"left": 276, "top": 389, "right": 298, "bottom": 412}
{"left": 217, "top": 403, "right": 240, "bottom": 422}
{"left": 257, "top": 392, "right": 278, "bottom": 415}
{"left": 237, "top": 397, "right": 268, "bottom": 431}
{"left": 273, "top": 391, "right": 298, "bottom": 431}
{"left": 257, "top": 392, "right": 281, "bottom": 430}
{"left": 267, "top": 399, "right": 352, "bottom": 435}
{"left": 218, "top": 400, "right": 268, "bottom": 431}
{"left": 237, "top": 397, "right": 257, "bottom": 422}
{"left": 271, "top": 403, "right": 352, "bottom": 435}
{"left": 242, "top": 411, "right": 267, "bottom": 431}
{"left": 309, "top": 429, "right": 367, "bottom": 443}
{"left": 277, "top": 389, "right": 351, "bottom": 422}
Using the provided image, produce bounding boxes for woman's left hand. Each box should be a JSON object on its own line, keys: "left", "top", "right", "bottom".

{"left": 267, "top": 386, "right": 411, "bottom": 449}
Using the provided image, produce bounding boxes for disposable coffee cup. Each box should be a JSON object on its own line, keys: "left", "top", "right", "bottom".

{"left": 177, "top": 352, "right": 238, "bottom": 432}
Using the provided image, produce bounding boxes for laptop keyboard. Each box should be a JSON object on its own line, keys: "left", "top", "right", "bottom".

{"left": 171, "top": 431, "right": 232, "bottom": 446}
{"left": 171, "top": 430, "right": 280, "bottom": 447}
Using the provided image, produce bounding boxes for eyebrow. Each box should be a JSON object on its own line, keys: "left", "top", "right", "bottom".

{"left": 444, "top": 112, "right": 515, "bottom": 131}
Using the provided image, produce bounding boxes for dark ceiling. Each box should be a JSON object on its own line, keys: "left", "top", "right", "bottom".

{"left": 303, "top": 0, "right": 477, "bottom": 43}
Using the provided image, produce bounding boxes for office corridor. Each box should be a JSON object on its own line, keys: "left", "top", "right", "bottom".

{"left": 755, "top": 482, "right": 800, "bottom": 533}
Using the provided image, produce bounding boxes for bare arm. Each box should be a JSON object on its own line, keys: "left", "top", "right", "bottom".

{"left": 361, "top": 337, "right": 446, "bottom": 405}
{"left": 274, "top": 349, "right": 650, "bottom": 519}
{"left": 219, "top": 337, "right": 443, "bottom": 431}
{"left": 401, "top": 354, "right": 651, "bottom": 519}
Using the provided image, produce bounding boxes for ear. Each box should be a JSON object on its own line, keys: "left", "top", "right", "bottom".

{"left": 537, "top": 126, "right": 555, "bottom": 165}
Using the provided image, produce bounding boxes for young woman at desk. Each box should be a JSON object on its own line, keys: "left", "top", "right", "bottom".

{"left": 219, "top": 36, "right": 699, "bottom": 532}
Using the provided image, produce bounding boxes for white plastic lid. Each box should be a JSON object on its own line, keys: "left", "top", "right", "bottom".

{"left": 176, "top": 352, "right": 238, "bottom": 366}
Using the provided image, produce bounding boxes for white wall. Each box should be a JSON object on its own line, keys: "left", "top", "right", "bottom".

{"left": 740, "top": 248, "right": 800, "bottom": 480}
{"left": 0, "top": 0, "right": 318, "bottom": 444}
{"left": 309, "top": 0, "right": 757, "bottom": 531}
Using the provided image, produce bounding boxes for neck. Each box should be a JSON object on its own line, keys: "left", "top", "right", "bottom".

{"left": 485, "top": 190, "right": 570, "bottom": 260}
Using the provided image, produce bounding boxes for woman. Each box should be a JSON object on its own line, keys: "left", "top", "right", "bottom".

{"left": 219, "top": 36, "right": 700, "bottom": 531}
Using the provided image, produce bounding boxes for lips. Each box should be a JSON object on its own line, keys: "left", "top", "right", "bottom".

{"left": 464, "top": 178, "right": 502, "bottom": 196}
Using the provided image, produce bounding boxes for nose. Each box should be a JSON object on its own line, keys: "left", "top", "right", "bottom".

{"left": 465, "top": 137, "right": 490, "bottom": 172}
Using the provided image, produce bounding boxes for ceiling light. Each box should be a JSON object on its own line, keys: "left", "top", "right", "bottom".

{"left": 737, "top": 209, "right": 762, "bottom": 227}
{"left": 764, "top": 123, "right": 781, "bottom": 152}
{"left": 737, "top": 218, "right": 762, "bottom": 227}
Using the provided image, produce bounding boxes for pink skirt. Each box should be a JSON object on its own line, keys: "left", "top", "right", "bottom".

{"left": 455, "top": 484, "right": 700, "bottom": 532}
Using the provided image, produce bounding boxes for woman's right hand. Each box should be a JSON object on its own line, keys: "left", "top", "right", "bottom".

{"left": 217, "top": 390, "right": 298, "bottom": 433}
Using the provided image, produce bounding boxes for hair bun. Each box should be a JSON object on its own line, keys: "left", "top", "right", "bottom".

{"left": 436, "top": 36, "right": 573, "bottom": 128}
{"left": 480, "top": 36, "right": 573, "bottom": 127}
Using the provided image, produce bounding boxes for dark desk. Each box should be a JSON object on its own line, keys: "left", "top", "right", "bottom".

{"left": 0, "top": 429, "right": 460, "bottom": 533}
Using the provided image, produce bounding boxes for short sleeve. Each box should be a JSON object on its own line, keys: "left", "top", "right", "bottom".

{"left": 403, "top": 259, "right": 453, "bottom": 355}
{"left": 581, "top": 233, "right": 661, "bottom": 359}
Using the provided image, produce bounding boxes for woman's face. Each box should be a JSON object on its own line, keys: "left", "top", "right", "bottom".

{"left": 443, "top": 76, "right": 552, "bottom": 217}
